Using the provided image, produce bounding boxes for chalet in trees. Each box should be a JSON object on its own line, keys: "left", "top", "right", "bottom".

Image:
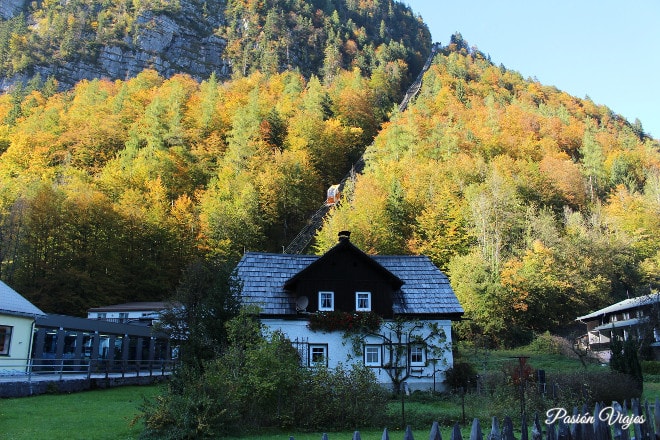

{"left": 234, "top": 231, "right": 464, "bottom": 391}
{"left": 577, "top": 292, "right": 660, "bottom": 361}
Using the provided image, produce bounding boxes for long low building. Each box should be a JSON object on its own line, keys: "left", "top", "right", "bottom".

{"left": 1, "top": 280, "right": 174, "bottom": 377}
{"left": 31, "top": 314, "right": 173, "bottom": 373}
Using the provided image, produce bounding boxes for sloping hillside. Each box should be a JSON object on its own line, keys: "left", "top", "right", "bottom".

{"left": 315, "top": 39, "right": 660, "bottom": 345}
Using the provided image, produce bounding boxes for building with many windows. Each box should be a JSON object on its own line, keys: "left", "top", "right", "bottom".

{"left": 234, "top": 231, "right": 464, "bottom": 392}
{"left": 87, "top": 302, "right": 174, "bottom": 326}
{"left": 577, "top": 292, "right": 660, "bottom": 361}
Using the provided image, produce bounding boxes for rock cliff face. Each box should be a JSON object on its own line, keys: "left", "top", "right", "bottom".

{"left": 0, "top": 0, "right": 431, "bottom": 93}
{"left": 0, "top": 0, "right": 25, "bottom": 20}
{"left": 0, "top": 0, "right": 231, "bottom": 90}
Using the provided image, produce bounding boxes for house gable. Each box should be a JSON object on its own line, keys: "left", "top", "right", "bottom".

{"left": 235, "top": 233, "right": 463, "bottom": 320}
{"left": 283, "top": 235, "right": 401, "bottom": 317}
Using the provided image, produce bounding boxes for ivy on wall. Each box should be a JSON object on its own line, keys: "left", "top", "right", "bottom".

{"left": 307, "top": 311, "right": 383, "bottom": 333}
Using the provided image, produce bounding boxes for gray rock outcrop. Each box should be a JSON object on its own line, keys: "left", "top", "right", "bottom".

{"left": 0, "top": 0, "right": 26, "bottom": 20}
{"left": 1, "top": 1, "right": 232, "bottom": 91}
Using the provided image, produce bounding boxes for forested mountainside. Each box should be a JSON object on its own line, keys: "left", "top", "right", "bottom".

{"left": 0, "top": 0, "right": 430, "bottom": 91}
{"left": 315, "top": 37, "right": 660, "bottom": 345}
{"left": 0, "top": 66, "right": 404, "bottom": 316}
{"left": 0, "top": 25, "right": 658, "bottom": 346}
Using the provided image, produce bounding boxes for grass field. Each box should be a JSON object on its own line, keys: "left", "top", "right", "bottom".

{"left": 0, "top": 385, "right": 160, "bottom": 440}
{"left": 0, "top": 385, "right": 467, "bottom": 440}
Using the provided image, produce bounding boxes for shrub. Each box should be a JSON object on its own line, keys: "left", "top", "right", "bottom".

{"left": 140, "top": 365, "right": 241, "bottom": 439}
{"left": 641, "top": 360, "right": 660, "bottom": 375}
{"left": 526, "top": 331, "right": 564, "bottom": 355}
{"left": 543, "top": 369, "right": 643, "bottom": 407}
{"left": 139, "top": 311, "right": 388, "bottom": 438}
{"left": 295, "top": 363, "right": 387, "bottom": 431}
{"left": 444, "top": 361, "right": 478, "bottom": 391}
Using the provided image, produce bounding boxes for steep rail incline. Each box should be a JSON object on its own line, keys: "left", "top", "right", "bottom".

{"left": 283, "top": 46, "right": 439, "bottom": 254}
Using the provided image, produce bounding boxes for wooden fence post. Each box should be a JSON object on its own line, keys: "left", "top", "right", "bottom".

{"left": 546, "top": 418, "right": 557, "bottom": 440}
{"left": 612, "top": 401, "right": 630, "bottom": 440}
{"left": 451, "top": 422, "right": 462, "bottom": 440}
{"left": 521, "top": 413, "right": 528, "bottom": 440}
{"left": 502, "top": 416, "right": 515, "bottom": 440}
{"left": 404, "top": 425, "right": 415, "bottom": 440}
{"left": 381, "top": 427, "right": 390, "bottom": 440}
{"left": 557, "top": 419, "right": 570, "bottom": 440}
{"left": 429, "top": 421, "right": 442, "bottom": 440}
{"left": 594, "top": 402, "right": 612, "bottom": 440}
{"left": 655, "top": 397, "right": 660, "bottom": 438}
{"left": 489, "top": 417, "right": 501, "bottom": 440}
{"left": 471, "top": 418, "right": 483, "bottom": 440}
{"left": 352, "top": 431, "right": 361, "bottom": 440}
{"left": 532, "top": 413, "right": 543, "bottom": 440}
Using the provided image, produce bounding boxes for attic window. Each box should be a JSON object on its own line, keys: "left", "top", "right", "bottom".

{"left": 356, "top": 292, "right": 371, "bottom": 311}
{"left": 319, "top": 291, "right": 334, "bottom": 311}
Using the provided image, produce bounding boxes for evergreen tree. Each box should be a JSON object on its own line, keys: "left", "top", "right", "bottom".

{"left": 609, "top": 331, "right": 643, "bottom": 393}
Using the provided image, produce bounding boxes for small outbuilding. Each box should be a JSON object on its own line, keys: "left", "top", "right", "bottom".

{"left": 0, "top": 281, "right": 45, "bottom": 372}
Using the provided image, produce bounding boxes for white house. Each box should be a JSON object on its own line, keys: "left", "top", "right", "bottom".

{"left": 577, "top": 292, "right": 660, "bottom": 361}
{"left": 0, "top": 281, "right": 46, "bottom": 372}
{"left": 234, "top": 231, "right": 464, "bottom": 392}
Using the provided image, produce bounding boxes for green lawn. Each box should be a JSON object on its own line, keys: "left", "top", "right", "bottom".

{"left": 0, "top": 385, "right": 161, "bottom": 440}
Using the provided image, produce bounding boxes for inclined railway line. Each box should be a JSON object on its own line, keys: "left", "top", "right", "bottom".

{"left": 283, "top": 44, "right": 439, "bottom": 254}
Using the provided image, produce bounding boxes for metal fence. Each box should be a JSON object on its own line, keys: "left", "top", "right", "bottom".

{"left": 0, "top": 358, "right": 176, "bottom": 382}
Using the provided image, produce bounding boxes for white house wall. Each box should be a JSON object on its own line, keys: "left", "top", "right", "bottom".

{"left": 0, "top": 314, "right": 34, "bottom": 372}
{"left": 261, "top": 318, "right": 454, "bottom": 392}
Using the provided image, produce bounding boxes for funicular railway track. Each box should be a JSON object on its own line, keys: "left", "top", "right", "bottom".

{"left": 283, "top": 44, "right": 440, "bottom": 254}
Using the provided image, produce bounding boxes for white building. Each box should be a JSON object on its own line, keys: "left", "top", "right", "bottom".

{"left": 234, "top": 231, "right": 464, "bottom": 392}
{"left": 577, "top": 292, "right": 660, "bottom": 361}
{"left": 87, "top": 302, "right": 173, "bottom": 326}
{"left": 0, "top": 281, "right": 45, "bottom": 372}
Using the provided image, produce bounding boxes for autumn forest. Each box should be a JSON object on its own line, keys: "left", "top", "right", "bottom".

{"left": 1, "top": 2, "right": 659, "bottom": 346}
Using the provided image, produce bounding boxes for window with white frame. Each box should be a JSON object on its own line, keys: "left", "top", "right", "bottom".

{"left": 364, "top": 345, "right": 381, "bottom": 366}
{"left": 318, "top": 291, "right": 334, "bottom": 311}
{"left": 0, "top": 326, "right": 12, "bottom": 356}
{"left": 355, "top": 291, "right": 371, "bottom": 311}
{"left": 309, "top": 344, "right": 328, "bottom": 366}
{"left": 410, "top": 345, "right": 425, "bottom": 366}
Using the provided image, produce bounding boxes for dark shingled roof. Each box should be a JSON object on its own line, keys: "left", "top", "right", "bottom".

{"left": 235, "top": 252, "right": 463, "bottom": 318}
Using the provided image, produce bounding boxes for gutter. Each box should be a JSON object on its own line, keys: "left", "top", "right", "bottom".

{"left": 26, "top": 318, "right": 36, "bottom": 374}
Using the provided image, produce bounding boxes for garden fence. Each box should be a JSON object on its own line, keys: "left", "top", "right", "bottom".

{"left": 287, "top": 398, "right": 660, "bottom": 440}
